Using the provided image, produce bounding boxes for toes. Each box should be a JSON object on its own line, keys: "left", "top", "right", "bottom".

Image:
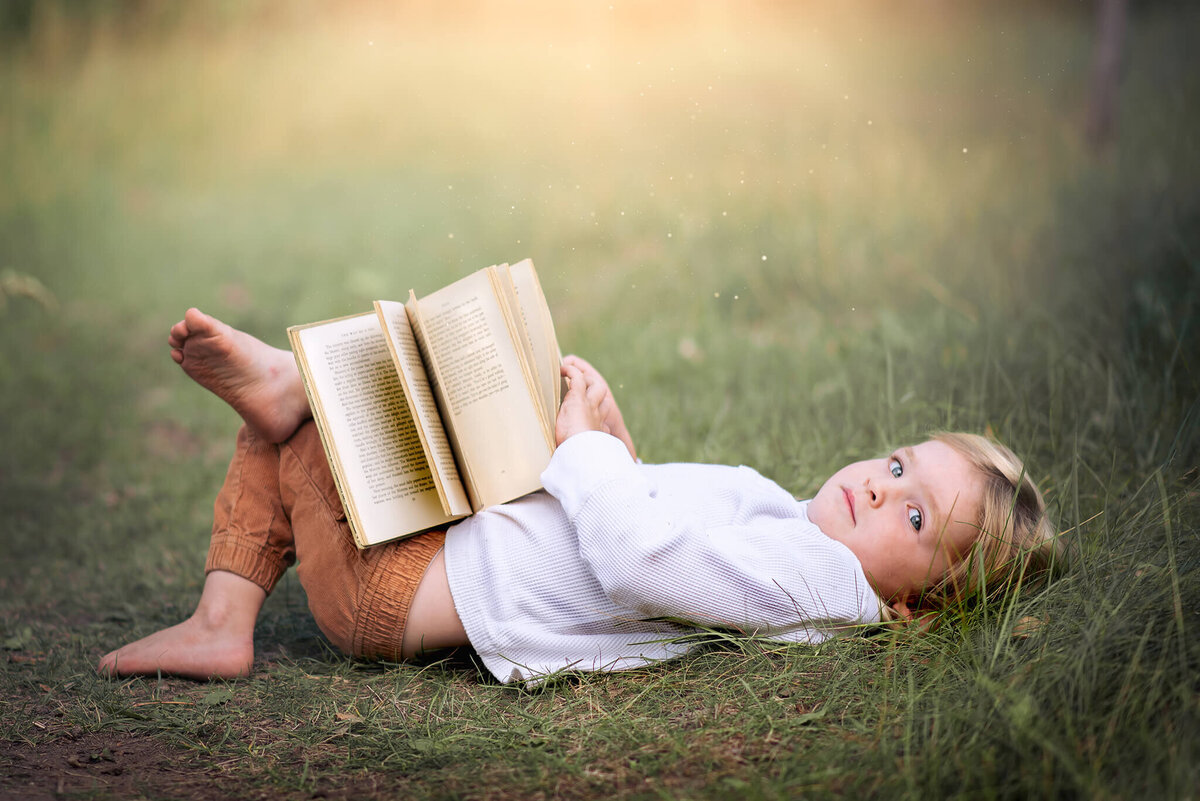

{"left": 168, "top": 319, "right": 189, "bottom": 347}
{"left": 184, "top": 307, "right": 215, "bottom": 335}
{"left": 97, "top": 652, "right": 117, "bottom": 677}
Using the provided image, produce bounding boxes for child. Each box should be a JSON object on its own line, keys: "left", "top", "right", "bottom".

{"left": 98, "top": 309, "right": 1062, "bottom": 684}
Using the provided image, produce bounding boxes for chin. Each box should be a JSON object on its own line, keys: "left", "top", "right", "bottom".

{"left": 807, "top": 491, "right": 833, "bottom": 533}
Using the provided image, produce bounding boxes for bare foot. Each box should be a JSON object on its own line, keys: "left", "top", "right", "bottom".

{"left": 98, "top": 571, "right": 265, "bottom": 681}
{"left": 97, "top": 614, "right": 255, "bottom": 680}
{"left": 169, "top": 308, "right": 310, "bottom": 443}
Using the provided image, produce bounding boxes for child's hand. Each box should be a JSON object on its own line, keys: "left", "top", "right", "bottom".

{"left": 557, "top": 356, "right": 637, "bottom": 460}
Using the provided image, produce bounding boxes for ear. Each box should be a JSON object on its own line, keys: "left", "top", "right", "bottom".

{"left": 888, "top": 598, "right": 915, "bottom": 621}
{"left": 889, "top": 598, "right": 940, "bottom": 633}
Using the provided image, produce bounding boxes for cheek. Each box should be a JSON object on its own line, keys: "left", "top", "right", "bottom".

{"left": 810, "top": 483, "right": 837, "bottom": 516}
{"left": 807, "top": 493, "right": 832, "bottom": 531}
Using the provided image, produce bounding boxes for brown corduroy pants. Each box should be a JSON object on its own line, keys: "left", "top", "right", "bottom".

{"left": 205, "top": 421, "right": 446, "bottom": 661}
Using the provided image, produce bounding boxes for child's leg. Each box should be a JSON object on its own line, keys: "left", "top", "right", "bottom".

{"left": 99, "top": 424, "right": 287, "bottom": 680}
{"left": 99, "top": 421, "right": 460, "bottom": 679}
{"left": 204, "top": 425, "right": 297, "bottom": 590}
{"left": 277, "top": 421, "right": 452, "bottom": 661}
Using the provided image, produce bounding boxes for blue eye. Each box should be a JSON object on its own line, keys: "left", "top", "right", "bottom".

{"left": 889, "top": 458, "right": 903, "bottom": 478}
{"left": 908, "top": 507, "right": 923, "bottom": 531}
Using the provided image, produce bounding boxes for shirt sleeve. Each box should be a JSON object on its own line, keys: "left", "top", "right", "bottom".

{"left": 541, "top": 432, "right": 881, "bottom": 640}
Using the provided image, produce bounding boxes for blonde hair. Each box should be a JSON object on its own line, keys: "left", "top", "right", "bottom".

{"left": 911, "top": 432, "right": 1065, "bottom": 615}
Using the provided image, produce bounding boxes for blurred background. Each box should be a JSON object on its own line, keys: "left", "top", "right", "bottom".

{"left": 4, "top": 0, "right": 1188, "bottom": 325}
{"left": 3, "top": 0, "right": 1198, "bottom": 602}
{"left": 2, "top": 2, "right": 1198, "bottom": 797}
{"left": 1, "top": 0, "right": 1196, "bottom": 595}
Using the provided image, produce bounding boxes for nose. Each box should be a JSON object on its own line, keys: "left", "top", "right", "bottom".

{"left": 864, "top": 478, "right": 883, "bottom": 507}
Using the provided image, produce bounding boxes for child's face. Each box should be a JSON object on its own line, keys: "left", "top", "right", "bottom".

{"left": 807, "top": 440, "right": 984, "bottom": 613}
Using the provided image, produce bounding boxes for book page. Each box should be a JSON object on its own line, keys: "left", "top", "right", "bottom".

{"left": 289, "top": 314, "right": 461, "bottom": 546}
{"left": 405, "top": 291, "right": 484, "bottom": 511}
{"left": 409, "top": 269, "right": 554, "bottom": 510}
{"left": 506, "top": 259, "right": 563, "bottom": 416}
{"left": 374, "top": 300, "right": 471, "bottom": 517}
{"left": 490, "top": 265, "right": 554, "bottom": 444}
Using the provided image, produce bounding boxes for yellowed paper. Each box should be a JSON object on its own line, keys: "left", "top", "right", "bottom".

{"left": 375, "top": 300, "right": 472, "bottom": 518}
{"left": 412, "top": 268, "right": 553, "bottom": 510}
{"left": 288, "top": 314, "right": 462, "bottom": 547}
{"left": 507, "top": 259, "right": 563, "bottom": 414}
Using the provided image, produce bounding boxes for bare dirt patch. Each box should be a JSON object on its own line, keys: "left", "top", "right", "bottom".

{"left": 0, "top": 729, "right": 436, "bottom": 801}
{"left": 0, "top": 731, "right": 232, "bottom": 801}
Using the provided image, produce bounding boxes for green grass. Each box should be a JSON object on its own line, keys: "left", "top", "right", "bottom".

{"left": 2, "top": 2, "right": 1198, "bottom": 798}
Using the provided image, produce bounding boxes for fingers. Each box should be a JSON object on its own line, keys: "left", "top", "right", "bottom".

{"left": 585, "top": 377, "right": 609, "bottom": 403}
{"left": 564, "top": 361, "right": 614, "bottom": 411}
{"left": 569, "top": 360, "right": 614, "bottom": 413}
{"left": 558, "top": 355, "right": 637, "bottom": 460}
{"left": 592, "top": 391, "right": 618, "bottom": 426}
{"left": 563, "top": 355, "right": 608, "bottom": 390}
{"left": 561, "top": 362, "right": 607, "bottom": 409}
{"left": 560, "top": 362, "right": 585, "bottom": 392}
{"left": 556, "top": 362, "right": 608, "bottom": 446}
{"left": 562, "top": 354, "right": 590, "bottom": 370}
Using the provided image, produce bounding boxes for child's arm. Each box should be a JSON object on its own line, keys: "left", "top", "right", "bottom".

{"left": 557, "top": 356, "right": 637, "bottom": 461}
{"left": 541, "top": 434, "right": 880, "bottom": 639}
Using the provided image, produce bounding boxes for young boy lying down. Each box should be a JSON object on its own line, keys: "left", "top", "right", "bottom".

{"left": 99, "top": 309, "right": 1061, "bottom": 684}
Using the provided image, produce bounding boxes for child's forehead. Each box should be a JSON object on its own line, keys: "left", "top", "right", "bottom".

{"left": 842, "top": 439, "right": 985, "bottom": 488}
{"left": 857, "top": 439, "right": 938, "bottom": 461}
{"left": 895, "top": 440, "right": 986, "bottom": 495}
{"left": 902, "top": 439, "right": 967, "bottom": 460}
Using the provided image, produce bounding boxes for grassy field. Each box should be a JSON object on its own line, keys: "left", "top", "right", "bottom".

{"left": 1, "top": 1, "right": 1198, "bottom": 798}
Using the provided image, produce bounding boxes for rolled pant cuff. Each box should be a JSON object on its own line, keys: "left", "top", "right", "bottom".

{"left": 205, "top": 531, "right": 292, "bottom": 595}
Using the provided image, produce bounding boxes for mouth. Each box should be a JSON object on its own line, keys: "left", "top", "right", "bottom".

{"left": 842, "top": 487, "right": 856, "bottom": 525}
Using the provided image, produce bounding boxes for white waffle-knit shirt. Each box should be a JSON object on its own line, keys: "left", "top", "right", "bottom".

{"left": 443, "top": 431, "right": 882, "bottom": 683}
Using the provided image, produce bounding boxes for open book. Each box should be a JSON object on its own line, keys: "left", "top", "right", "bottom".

{"left": 287, "top": 260, "right": 562, "bottom": 547}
